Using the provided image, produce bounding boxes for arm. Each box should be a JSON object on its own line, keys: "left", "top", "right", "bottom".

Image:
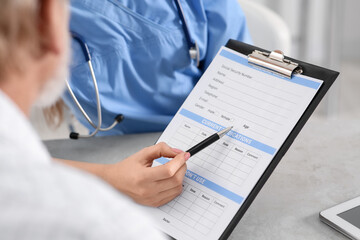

{"left": 202, "top": 0, "right": 252, "bottom": 69}
{"left": 56, "top": 142, "right": 190, "bottom": 207}
{"left": 55, "top": 159, "right": 109, "bottom": 179}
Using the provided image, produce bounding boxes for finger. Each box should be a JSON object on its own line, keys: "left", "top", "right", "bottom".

{"left": 147, "top": 152, "right": 190, "bottom": 181}
{"left": 154, "top": 164, "right": 187, "bottom": 192}
{"left": 137, "top": 142, "right": 182, "bottom": 164}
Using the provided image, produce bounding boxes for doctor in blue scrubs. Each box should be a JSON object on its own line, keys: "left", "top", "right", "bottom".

{"left": 65, "top": 0, "right": 251, "bottom": 136}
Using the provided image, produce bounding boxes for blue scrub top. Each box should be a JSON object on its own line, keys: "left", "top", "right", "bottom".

{"left": 65, "top": 0, "right": 252, "bottom": 135}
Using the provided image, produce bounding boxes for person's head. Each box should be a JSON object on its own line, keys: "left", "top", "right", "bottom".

{"left": 0, "top": 0, "right": 69, "bottom": 115}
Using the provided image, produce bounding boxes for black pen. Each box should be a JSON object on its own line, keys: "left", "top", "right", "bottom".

{"left": 186, "top": 126, "right": 233, "bottom": 156}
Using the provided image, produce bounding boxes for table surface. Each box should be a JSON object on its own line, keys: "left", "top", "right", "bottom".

{"left": 44, "top": 117, "right": 360, "bottom": 239}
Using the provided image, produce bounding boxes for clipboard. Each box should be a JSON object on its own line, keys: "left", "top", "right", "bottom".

{"left": 146, "top": 39, "right": 339, "bottom": 240}
{"left": 219, "top": 40, "right": 339, "bottom": 239}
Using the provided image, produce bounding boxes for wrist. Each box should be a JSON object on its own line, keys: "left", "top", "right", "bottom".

{"left": 100, "top": 163, "right": 124, "bottom": 192}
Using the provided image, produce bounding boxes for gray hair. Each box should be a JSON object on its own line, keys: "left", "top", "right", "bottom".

{"left": 0, "top": 0, "right": 41, "bottom": 81}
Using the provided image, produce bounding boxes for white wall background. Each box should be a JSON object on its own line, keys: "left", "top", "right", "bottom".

{"left": 254, "top": 0, "right": 360, "bottom": 62}
{"left": 251, "top": 0, "right": 360, "bottom": 118}
{"left": 342, "top": 0, "right": 360, "bottom": 61}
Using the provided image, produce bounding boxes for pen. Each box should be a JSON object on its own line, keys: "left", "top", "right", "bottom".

{"left": 186, "top": 126, "right": 233, "bottom": 156}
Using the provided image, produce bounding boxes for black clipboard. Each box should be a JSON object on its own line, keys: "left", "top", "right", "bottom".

{"left": 217, "top": 40, "right": 340, "bottom": 239}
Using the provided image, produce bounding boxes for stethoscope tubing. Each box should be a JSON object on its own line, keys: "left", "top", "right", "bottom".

{"left": 66, "top": 61, "right": 101, "bottom": 138}
{"left": 66, "top": 37, "right": 120, "bottom": 139}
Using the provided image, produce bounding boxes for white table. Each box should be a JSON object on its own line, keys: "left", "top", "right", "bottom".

{"left": 45, "top": 117, "right": 360, "bottom": 239}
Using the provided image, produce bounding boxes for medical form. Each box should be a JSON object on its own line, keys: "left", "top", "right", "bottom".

{"left": 143, "top": 46, "right": 323, "bottom": 240}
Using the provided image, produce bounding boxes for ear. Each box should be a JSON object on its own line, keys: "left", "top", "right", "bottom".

{"left": 38, "top": 0, "right": 68, "bottom": 56}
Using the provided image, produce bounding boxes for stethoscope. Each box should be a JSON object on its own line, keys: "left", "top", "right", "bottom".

{"left": 67, "top": 0, "right": 199, "bottom": 139}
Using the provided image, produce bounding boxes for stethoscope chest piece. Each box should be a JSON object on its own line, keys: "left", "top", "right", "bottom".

{"left": 189, "top": 41, "right": 200, "bottom": 67}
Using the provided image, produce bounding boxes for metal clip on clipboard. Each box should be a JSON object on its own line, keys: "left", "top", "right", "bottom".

{"left": 248, "top": 50, "right": 303, "bottom": 78}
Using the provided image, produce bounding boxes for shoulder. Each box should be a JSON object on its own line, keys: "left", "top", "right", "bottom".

{"left": 0, "top": 160, "right": 165, "bottom": 239}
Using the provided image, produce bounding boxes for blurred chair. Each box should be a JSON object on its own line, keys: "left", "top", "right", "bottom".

{"left": 238, "top": 0, "right": 292, "bottom": 55}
